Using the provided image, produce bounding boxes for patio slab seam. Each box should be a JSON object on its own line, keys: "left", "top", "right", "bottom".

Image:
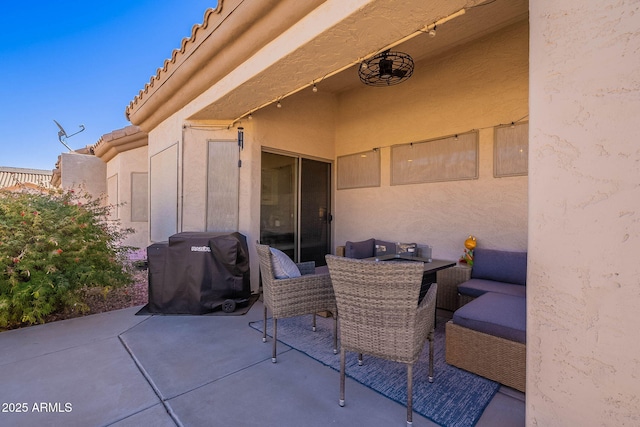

{"left": 162, "top": 347, "right": 295, "bottom": 402}
{"left": 115, "top": 317, "right": 294, "bottom": 425}
{"left": 117, "top": 328, "right": 184, "bottom": 426}
{"left": 103, "top": 402, "right": 169, "bottom": 427}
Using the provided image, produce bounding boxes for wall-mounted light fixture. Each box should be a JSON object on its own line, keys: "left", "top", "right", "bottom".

{"left": 237, "top": 126, "right": 244, "bottom": 150}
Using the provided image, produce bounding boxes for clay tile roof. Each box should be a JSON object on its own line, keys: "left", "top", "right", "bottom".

{"left": 125, "top": 5, "right": 223, "bottom": 121}
{"left": 0, "top": 167, "right": 55, "bottom": 190}
{"left": 92, "top": 125, "right": 148, "bottom": 162}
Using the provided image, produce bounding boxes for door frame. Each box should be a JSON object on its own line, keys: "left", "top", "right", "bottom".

{"left": 261, "top": 147, "right": 333, "bottom": 263}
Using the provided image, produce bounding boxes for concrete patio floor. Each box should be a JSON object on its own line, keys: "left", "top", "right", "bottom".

{"left": 0, "top": 300, "right": 524, "bottom": 426}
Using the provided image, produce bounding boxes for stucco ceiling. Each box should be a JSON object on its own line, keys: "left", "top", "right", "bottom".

{"left": 187, "top": 0, "right": 528, "bottom": 122}
{"left": 323, "top": 0, "right": 529, "bottom": 93}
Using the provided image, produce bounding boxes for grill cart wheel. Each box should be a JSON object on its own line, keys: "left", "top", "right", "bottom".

{"left": 222, "top": 299, "right": 237, "bottom": 313}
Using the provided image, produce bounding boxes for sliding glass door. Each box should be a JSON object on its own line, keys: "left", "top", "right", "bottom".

{"left": 299, "top": 158, "right": 331, "bottom": 266}
{"left": 260, "top": 152, "right": 297, "bottom": 260}
{"left": 260, "top": 151, "right": 331, "bottom": 265}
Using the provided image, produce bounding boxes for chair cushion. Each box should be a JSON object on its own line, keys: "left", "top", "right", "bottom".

{"left": 471, "top": 248, "right": 527, "bottom": 286}
{"left": 315, "top": 265, "right": 329, "bottom": 275}
{"left": 453, "top": 292, "right": 526, "bottom": 343}
{"left": 269, "top": 247, "right": 301, "bottom": 279}
{"left": 345, "top": 238, "right": 375, "bottom": 259}
{"left": 458, "top": 278, "right": 527, "bottom": 298}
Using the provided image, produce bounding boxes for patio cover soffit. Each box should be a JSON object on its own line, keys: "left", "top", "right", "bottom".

{"left": 125, "top": 0, "right": 327, "bottom": 131}
{"left": 126, "top": 0, "right": 482, "bottom": 130}
{"left": 185, "top": 0, "right": 478, "bottom": 124}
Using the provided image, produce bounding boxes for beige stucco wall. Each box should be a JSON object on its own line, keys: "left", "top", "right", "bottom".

{"left": 105, "top": 145, "right": 149, "bottom": 249}
{"left": 181, "top": 126, "right": 233, "bottom": 232}
{"left": 528, "top": 1, "right": 640, "bottom": 425}
{"left": 145, "top": 89, "right": 338, "bottom": 290}
{"left": 130, "top": 0, "right": 640, "bottom": 423}
{"left": 146, "top": 19, "right": 528, "bottom": 289}
{"left": 146, "top": 115, "right": 184, "bottom": 243}
{"left": 334, "top": 21, "right": 529, "bottom": 260}
{"left": 59, "top": 153, "right": 107, "bottom": 197}
{"left": 146, "top": 118, "right": 248, "bottom": 279}
{"left": 251, "top": 91, "right": 336, "bottom": 160}
{"left": 148, "top": 119, "right": 246, "bottom": 240}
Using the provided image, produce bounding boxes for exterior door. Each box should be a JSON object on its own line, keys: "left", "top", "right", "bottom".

{"left": 299, "top": 158, "right": 331, "bottom": 266}
{"left": 260, "top": 151, "right": 331, "bottom": 265}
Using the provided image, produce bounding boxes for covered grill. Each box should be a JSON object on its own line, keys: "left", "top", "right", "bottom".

{"left": 146, "top": 232, "right": 251, "bottom": 314}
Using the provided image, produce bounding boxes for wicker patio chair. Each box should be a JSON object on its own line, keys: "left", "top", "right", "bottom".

{"left": 256, "top": 244, "right": 337, "bottom": 363}
{"left": 325, "top": 255, "right": 438, "bottom": 426}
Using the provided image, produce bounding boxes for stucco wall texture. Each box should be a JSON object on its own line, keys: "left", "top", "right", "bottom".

{"left": 146, "top": 19, "right": 528, "bottom": 291}
{"left": 59, "top": 153, "right": 107, "bottom": 197}
{"left": 105, "top": 145, "right": 149, "bottom": 249}
{"left": 334, "top": 21, "right": 529, "bottom": 260}
{"left": 136, "top": 0, "right": 640, "bottom": 424}
{"left": 528, "top": 1, "right": 640, "bottom": 425}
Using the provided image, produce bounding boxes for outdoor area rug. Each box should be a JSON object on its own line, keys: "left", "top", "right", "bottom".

{"left": 249, "top": 314, "right": 499, "bottom": 427}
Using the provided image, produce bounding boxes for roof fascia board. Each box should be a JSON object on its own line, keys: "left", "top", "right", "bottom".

{"left": 185, "top": 0, "right": 469, "bottom": 122}
{"left": 126, "top": 0, "right": 327, "bottom": 131}
{"left": 93, "top": 126, "right": 148, "bottom": 162}
{"left": 183, "top": 0, "right": 378, "bottom": 122}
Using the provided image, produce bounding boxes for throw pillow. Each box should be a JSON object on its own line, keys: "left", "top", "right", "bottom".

{"left": 269, "top": 247, "right": 301, "bottom": 279}
{"left": 345, "top": 238, "right": 375, "bottom": 259}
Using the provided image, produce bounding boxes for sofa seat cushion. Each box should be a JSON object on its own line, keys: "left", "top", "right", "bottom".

{"left": 453, "top": 292, "right": 526, "bottom": 343}
{"left": 458, "top": 278, "right": 527, "bottom": 298}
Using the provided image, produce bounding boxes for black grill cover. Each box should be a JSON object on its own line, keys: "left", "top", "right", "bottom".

{"left": 147, "top": 232, "right": 251, "bottom": 314}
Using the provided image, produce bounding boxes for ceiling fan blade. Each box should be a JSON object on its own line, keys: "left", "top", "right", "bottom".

{"left": 393, "top": 69, "right": 407, "bottom": 78}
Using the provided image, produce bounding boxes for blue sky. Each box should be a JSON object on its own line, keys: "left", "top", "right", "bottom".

{"left": 0, "top": 1, "right": 217, "bottom": 170}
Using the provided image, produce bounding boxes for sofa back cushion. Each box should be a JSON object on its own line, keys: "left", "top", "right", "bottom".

{"left": 345, "top": 238, "right": 375, "bottom": 259}
{"left": 471, "top": 248, "right": 527, "bottom": 286}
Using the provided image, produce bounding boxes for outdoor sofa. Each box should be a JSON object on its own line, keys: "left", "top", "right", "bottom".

{"left": 444, "top": 248, "right": 527, "bottom": 392}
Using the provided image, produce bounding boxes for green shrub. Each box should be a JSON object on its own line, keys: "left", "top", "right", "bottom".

{"left": 0, "top": 186, "right": 134, "bottom": 328}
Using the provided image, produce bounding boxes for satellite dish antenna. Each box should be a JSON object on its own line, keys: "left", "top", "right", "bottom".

{"left": 53, "top": 120, "right": 85, "bottom": 152}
